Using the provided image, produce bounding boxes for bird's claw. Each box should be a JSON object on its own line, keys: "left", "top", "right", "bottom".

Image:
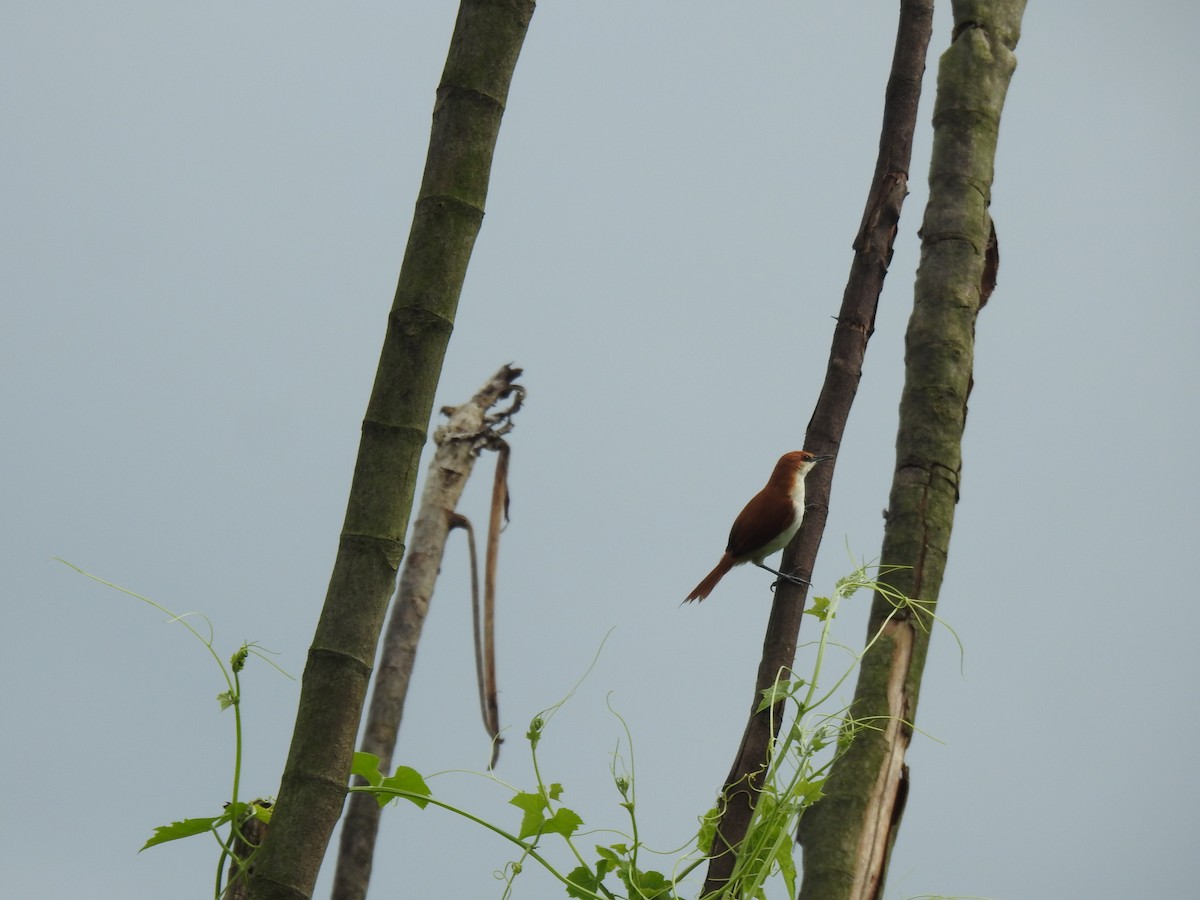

{"left": 770, "top": 573, "right": 810, "bottom": 591}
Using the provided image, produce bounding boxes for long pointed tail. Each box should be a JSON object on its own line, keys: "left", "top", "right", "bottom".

{"left": 685, "top": 554, "right": 734, "bottom": 603}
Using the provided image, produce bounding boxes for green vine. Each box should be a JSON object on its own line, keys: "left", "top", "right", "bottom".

{"left": 60, "top": 557, "right": 953, "bottom": 899}
{"left": 56, "top": 559, "right": 291, "bottom": 899}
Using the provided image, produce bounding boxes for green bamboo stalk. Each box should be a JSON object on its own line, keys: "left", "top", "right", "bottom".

{"left": 796, "top": 4, "right": 1026, "bottom": 899}
{"left": 246, "top": 4, "right": 535, "bottom": 898}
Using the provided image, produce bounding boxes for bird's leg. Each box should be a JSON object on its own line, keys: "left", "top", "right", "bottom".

{"left": 755, "top": 562, "right": 810, "bottom": 588}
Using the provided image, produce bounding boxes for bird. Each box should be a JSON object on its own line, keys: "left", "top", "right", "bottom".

{"left": 685, "top": 450, "right": 832, "bottom": 603}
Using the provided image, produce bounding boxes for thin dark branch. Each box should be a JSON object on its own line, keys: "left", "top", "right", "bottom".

{"left": 701, "top": 2, "right": 934, "bottom": 895}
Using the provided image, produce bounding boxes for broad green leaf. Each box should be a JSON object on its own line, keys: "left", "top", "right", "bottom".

{"left": 774, "top": 834, "right": 798, "bottom": 897}
{"left": 632, "top": 868, "right": 672, "bottom": 898}
{"left": 594, "top": 856, "right": 613, "bottom": 880}
{"left": 509, "top": 790, "right": 549, "bottom": 839}
{"left": 509, "top": 790, "right": 547, "bottom": 814}
{"left": 351, "top": 751, "right": 383, "bottom": 786}
{"left": 540, "top": 807, "right": 583, "bottom": 838}
{"left": 565, "top": 865, "right": 602, "bottom": 900}
{"left": 758, "top": 678, "right": 793, "bottom": 709}
{"left": 509, "top": 790, "right": 581, "bottom": 839}
{"left": 805, "top": 595, "right": 833, "bottom": 621}
{"left": 797, "top": 779, "right": 825, "bottom": 806}
{"left": 594, "top": 844, "right": 621, "bottom": 864}
{"left": 620, "top": 865, "right": 673, "bottom": 899}
{"left": 379, "top": 766, "right": 431, "bottom": 809}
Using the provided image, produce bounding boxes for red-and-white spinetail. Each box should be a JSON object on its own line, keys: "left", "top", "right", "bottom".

{"left": 685, "top": 450, "right": 832, "bottom": 603}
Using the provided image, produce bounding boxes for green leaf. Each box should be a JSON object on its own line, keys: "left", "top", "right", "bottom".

{"left": 757, "top": 676, "right": 802, "bottom": 712}
{"left": 379, "top": 766, "right": 431, "bottom": 809}
{"left": 141, "top": 814, "right": 227, "bottom": 852}
{"left": 805, "top": 595, "right": 833, "bottom": 621}
{"left": 348, "top": 759, "right": 431, "bottom": 810}
{"left": 594, "top": 844, "right": 621, "bottom": 864}
{"left": 526, "top": 716, "right": 545, "bottom": 746}
{"left": 540, "top": 807, "right": 583, "bottom": 838}
{"left": 509, "top": 790, "right": 582, "bottom": 839}
{"left": 248, "top": 801, "right": 273, "bottom": 825}
{"left": 774, "top": 832, "right": 798, "bottom": 897}
{"left": 350, "top": 751, "right": 383, "bottom": 787}
{"left": 695, "top": 806, "right": 719, "bottom": 855}
{"left": 758, "top": 678, "right": 792, "bottom": 709}
{"left": 631, "top": 868, "right": 672, "bottom": 898}
{"left": 619, "top": 864, "right": 674, "bottom": 899}
{"left": 797, "top": 779, "right": 825, "bottom": 806}
{"left": 509, "top": 790, "right": 547, "bottom": 814}
{"left": 224, "top": 800, "right": 252, "bottom": 822}
{"left": 509, "top": 790, "right": 549, "bottom": 839}
{"left": 809, "top": 726, "right": 832, "bottom": 753}
{"left": 216, "top": 690, "right": 236, "bottom": 710}
{"left": 565, "top": 865, "right": 602, "bottom": 900}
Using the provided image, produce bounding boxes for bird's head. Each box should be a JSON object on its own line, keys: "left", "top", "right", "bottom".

{"left": 775, "top": 450, "right": 833, "bottom": 479}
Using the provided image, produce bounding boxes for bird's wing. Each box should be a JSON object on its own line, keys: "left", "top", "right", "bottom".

{"left": 724, "top": 488, "right": 797, "bottom": 562}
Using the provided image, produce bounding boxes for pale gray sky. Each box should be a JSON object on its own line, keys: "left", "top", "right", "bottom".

{"left": 4, "top": 3, "right": 1198, "bottom": 899}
